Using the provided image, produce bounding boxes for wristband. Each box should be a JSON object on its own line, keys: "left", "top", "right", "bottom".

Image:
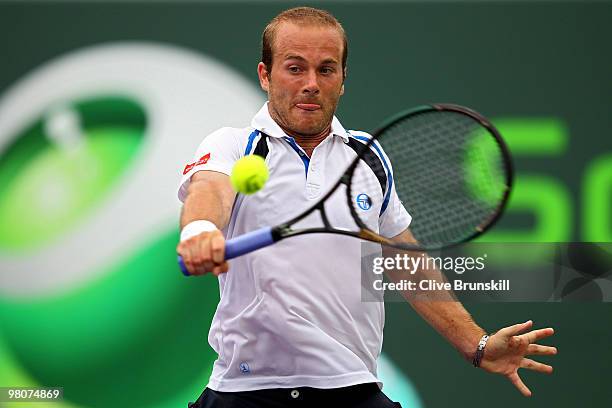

{"left": 472, "top": 334, "right": 489, "bottom": 367}
{"left": 180, "top": 220, "right": 218, "bottom": 241}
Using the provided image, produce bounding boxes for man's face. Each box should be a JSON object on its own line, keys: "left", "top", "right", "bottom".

{"left": 258, "top": 22, "right": 345, "bottom": 137}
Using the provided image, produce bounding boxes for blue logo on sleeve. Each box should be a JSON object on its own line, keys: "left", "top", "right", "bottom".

{"left": 239, "top": 362, "right": 250, "bottom": 374}
{"left": 356, "top": 193, "right": 372, "bottom": 211}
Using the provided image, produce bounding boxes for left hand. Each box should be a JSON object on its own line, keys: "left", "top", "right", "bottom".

{"left": 480, "top": 320, "right": 557, "bottom": 397}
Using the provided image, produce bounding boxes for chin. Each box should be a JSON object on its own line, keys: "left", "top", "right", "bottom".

{"left": 304, "top": 126, "right": 329, "bottom": 136}
{"left": 286, "top": 120, "right": 318, "bottom": 134}
{"left": 297, "top": 118, "right": 323, "bottom": 131}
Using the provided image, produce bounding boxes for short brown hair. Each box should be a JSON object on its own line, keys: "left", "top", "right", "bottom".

{"left": 261, "top": 7, "right": 348, "bottom": 77}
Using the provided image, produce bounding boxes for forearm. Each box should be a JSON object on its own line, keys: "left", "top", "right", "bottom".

{"left": 180, "top": 176, "right": 234, "bottom": 230}
{"left": 386, "top": 259, "right": 485, "bottom": 361}
{"left": 386, "top": 229, "right": 486, "bottom": 361}
{"left": 409, "top": 296, "right": 486, "bottom": 361}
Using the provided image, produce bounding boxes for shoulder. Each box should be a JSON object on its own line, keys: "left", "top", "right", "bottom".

{"left": 347, "top": 129, "right": 395, "bottom": 172}
{"left": 347, "top": 129, "right": 374, "bottom": 141}
{"left": 347, "top": 130, "right": 388, "bottom": 154}
{"left": 205, "top": 126, "right": 255, "bottom": 142}
{"left": 196, "top": 126, "right": 261, "bottom": 152}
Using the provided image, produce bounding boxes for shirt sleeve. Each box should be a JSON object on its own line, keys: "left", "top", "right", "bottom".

{"left": 378, "top": 184, "right": 412, "bottom": 238}
{"left": 375, "top": 139, "right": 412, "bottom": 238}
{"left": 177, "top": 127, "right": 242, "bottom": 202}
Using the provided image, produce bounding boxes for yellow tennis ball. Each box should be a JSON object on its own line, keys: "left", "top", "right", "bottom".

{"left": 230, "top": 155, "right": 269, "bottom": 194}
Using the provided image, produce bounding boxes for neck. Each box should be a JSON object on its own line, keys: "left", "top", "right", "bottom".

{"left": 280, "top": 124, "right": 331, "bottom": 157}
{"left": 267, "top": 103, "right": 333, "bottom": 157}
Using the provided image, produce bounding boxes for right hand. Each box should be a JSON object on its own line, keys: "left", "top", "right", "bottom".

{"left": 176, "top": 229, "right": 229, "bottom": 276}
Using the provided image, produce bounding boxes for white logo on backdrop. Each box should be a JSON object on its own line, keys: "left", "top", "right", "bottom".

{"left": 0, "top": 42, "right": 264, "bottom": 297}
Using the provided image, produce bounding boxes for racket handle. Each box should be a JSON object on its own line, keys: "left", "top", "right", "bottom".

{"left": 178, "top": 227, "right": 275, "bottom": 276}
{"left": 225, "top": 227, "right": 274, "bottom": 259}
{"left": 178, "top": 256, "right": 190, "bottom": 276}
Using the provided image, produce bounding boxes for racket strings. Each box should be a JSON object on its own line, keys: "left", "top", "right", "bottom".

{"left": 376, "top": 110, "right": 507, "bottom": 247}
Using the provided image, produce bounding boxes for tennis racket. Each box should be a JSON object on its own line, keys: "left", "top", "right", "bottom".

{"left": 179, "top": 103, "right": 513, "bottom": 276}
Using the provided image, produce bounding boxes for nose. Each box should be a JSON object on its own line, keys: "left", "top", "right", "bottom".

{"left": 302, "top": 70, "right": 320, "bottom": 95}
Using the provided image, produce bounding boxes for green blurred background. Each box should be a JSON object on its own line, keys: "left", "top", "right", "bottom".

{"left": 0, "top": 1, "right": 610, "bottom": 407}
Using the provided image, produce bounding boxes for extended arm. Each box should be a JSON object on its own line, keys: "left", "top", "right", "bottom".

{"left": 387, "top": 228, "right": 557, "bottom": 397}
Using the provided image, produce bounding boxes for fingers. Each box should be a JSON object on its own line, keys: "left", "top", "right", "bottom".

{"left": 177, "top": 241, "right": 198, "bottom": 276}
{"left": 198, "top": 235, "right": 214, "bottom": 274}
{"left": 176, "top": 231, "right": 229, "bottom": 276}
{"left": 212, "top": 262, "right": 229, "bottom": 277}
{"left": 500, "top": 322, "right": 555, "bottom": 345}
{"left": 527, "top": 344, "right": 558, "bottom": 356}
{"left": 521, "top": 358, "right": 554, "bottom": 374}
{"left": 210, "top": 230, "right": 226, "bottom": 264}
{"left": 508, "top": 372, "right": 532, "bottom": 397}
{"left": 525, "top": 327, "right": 555, "bottom": 344}
{"left": 210, "top": 231, "right": 229, "bottom": 276}
{"left": 500, "top": 320, "right": 533, "bottom": 337}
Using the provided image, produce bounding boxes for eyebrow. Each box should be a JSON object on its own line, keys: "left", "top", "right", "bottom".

{"left": 284, "top": 55, "right": 340, "bottom": 65}
{"left": 284, "top": 54, "right": 306, "bottom": 62}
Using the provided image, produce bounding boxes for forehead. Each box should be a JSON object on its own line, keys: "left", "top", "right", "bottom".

{"left": 272, "top": 22, "right": 344, "bottom": 60}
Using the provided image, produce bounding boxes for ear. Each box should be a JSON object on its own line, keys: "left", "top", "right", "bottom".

{"left": 257, "top": 62, "right": 270, "bottom": 93}
{"left": 340, "top": 67, "right": 347, "bottom": 95}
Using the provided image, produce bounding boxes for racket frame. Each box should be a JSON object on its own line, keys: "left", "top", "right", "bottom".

{"left": 268, "top": 103, "right": 514, "bottom": 251}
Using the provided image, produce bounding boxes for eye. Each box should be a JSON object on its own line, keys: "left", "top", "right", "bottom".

{"left": 320, "top": 67, "right": 335, "bottom": 75}
{"left": 288, "top": 66, "right": 301, "bottom": 73}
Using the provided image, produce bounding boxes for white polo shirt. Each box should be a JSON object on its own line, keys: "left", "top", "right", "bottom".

{"left": 178, "top": 102, "right": 411, "bottom": 392}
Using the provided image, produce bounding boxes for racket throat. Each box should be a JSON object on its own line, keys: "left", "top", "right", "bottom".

{"left": 273, "top": 224, "right": 292, "bottom": 241}
{"left": 358, "top": 229, "right": 392, "bottom": 245}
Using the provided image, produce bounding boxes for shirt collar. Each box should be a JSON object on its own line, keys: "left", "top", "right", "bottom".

{"left": 251, "top": 102, "right": 350, "bottom": 142}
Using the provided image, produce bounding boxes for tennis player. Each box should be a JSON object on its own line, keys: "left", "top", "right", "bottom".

{"left": 177, "top": 7, "right": 556, "bottom": 408}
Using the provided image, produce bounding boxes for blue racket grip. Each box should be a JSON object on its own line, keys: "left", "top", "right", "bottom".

{"left": 225, "top": 227, "right": 274, "bottom": 259}
{"left": 178, "top": 227, "right": 274, "bottom": 276}
{"left": 178, "top": 256, "right": 190, "bottom": 276}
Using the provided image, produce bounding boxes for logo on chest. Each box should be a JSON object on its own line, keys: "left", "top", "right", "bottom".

{"left": 356, "top": 193, "right": 372, "bottom": 211}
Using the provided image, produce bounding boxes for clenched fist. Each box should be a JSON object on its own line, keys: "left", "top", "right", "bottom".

{"left": 177, "top": 229, "right": 229, "bottom": 276}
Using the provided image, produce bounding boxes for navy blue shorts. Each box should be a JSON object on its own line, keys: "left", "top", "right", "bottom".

{"left": 188, "top": 383, "right": 402, "bottom": 408}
